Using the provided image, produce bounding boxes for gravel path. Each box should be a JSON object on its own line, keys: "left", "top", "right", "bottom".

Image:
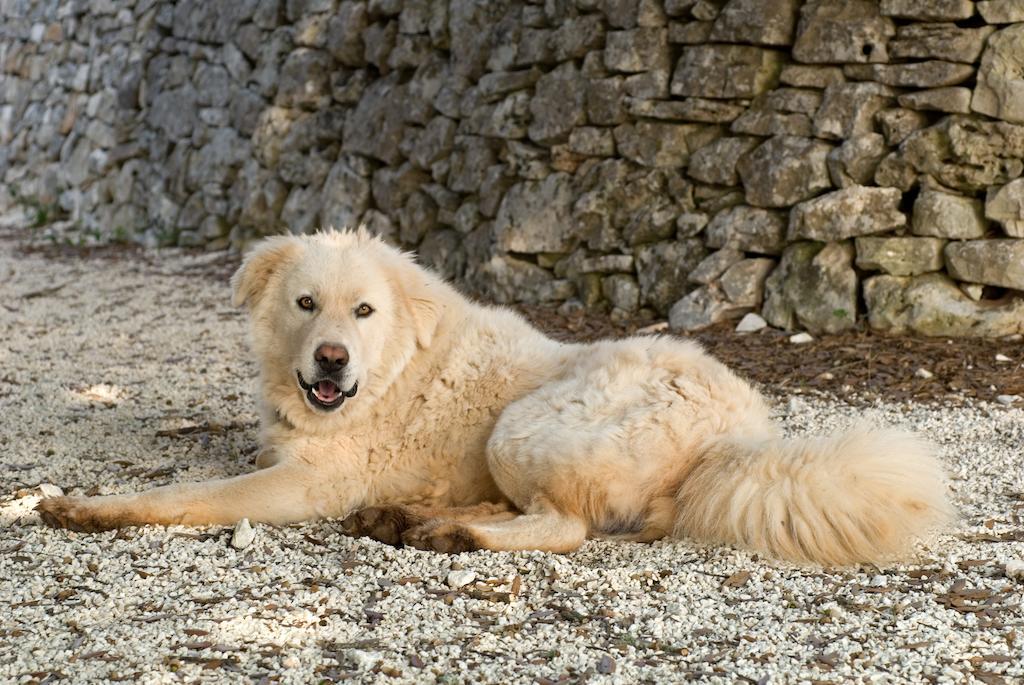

{"left": 1, "top": 223, "right": 1022, "bottom": 684}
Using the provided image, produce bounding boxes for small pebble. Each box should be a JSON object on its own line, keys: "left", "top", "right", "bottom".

{"left": 446, "top": 569, "right": 477, "bottom": 588}
{"left": 36, "top": 483, "right": 64, "bottom": 498}
{"left": 735, "top": 313, "right": 767, "bottom": 334}
{"left": 231, "top": 518, "right": 257, "bottom": 549}
{"left": 281, "top": 655, "right": 299, "bottom": 669}
{"left": 637, "top": 321, "right": 669, "bottom": 335}
{"left": 787, "top": 397, "right": 808, "bottom": 414}
{"left": 789, "top": 332, "right": 813, "bottom": 344}
{"left": 995, "top": 354, "right": 1012, "bottom": 363}
{"left": 995, "top": 395, "right": 1020, "bottom": 406}
{"left": 915, "top": 368, "right": 934, "bottom": 379}
{"left": 1005, "top": 560, "right": 1024, "bottom": 580}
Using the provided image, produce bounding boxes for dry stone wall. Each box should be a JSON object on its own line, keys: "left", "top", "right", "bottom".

{"left": 3, "top": 0, "right": 1024, "bottom": 336}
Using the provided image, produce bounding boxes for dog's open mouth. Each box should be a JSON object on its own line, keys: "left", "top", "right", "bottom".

{"left": 297, "top": 372, "right": 358, "bottom": 411}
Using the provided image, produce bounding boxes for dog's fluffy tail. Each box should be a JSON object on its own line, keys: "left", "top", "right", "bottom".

{"left": 674, "top": 428, "right": 953, "bottom": 565}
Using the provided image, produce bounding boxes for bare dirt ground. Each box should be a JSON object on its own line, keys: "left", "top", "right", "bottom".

{"left": 1, "top": 221, "right": 1022, "bottom": 684}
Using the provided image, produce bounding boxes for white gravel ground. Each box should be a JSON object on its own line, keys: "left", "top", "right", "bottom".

{"left": 1, "top": 222, "right": 1023, "bottom": 684}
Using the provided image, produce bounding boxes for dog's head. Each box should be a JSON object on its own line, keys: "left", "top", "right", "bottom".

{"left": 231, "top": 229, "right": 443, "bottom": 424}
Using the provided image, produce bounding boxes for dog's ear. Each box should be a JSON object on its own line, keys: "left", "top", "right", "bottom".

{"left": 407, "top": 289, "right": 443, "bottom": 349}
{"left": 231, "top": 236, "right": 300, "bottom": 308}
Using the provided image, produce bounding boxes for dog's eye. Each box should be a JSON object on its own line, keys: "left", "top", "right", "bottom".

{"left": 355, "top": 303, "right": 374, "bottom": 318}
{"left": 297, "top": 296, "right": 316, "bottom": 311}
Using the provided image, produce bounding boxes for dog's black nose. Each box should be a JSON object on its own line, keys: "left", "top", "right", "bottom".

{"left": 315, "top": 343, "right": 349, "bottom": 373}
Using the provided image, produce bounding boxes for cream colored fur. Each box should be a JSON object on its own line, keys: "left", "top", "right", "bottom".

{"left": 37, "top": 229, "right": 953, "bottom": 565}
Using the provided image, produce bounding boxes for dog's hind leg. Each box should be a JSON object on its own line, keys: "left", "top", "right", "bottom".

{"left": 341, "top": 501, "right": 516, "bottom": 547}
{"left": 401, "top": 499, "right": 588, "bottom": 554}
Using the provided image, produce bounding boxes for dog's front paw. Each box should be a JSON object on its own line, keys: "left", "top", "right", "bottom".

{"left": 340, "top": 505, "right": 424, "bottom": 546}
{"left": 35, "top": 496, "right": 118, "bottom": 532}
{"left": 402, "top": 521, "right": 480, "bottom": 554}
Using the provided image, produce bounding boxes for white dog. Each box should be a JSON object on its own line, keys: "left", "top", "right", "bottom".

{"left": 38, "top": 229, "right": 952, "bottom": 564}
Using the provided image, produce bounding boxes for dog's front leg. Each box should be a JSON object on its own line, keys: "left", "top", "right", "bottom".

{"left": 36, "top": 461, "right": 347, "bottom": 532}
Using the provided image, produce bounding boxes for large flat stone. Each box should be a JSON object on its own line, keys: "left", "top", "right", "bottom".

{"left": 670, "top": 45, "right": 784, "bottom": 99}
{"left": 865, "top": 273, "right": 1024, "bottom": 337}
{"left": 972, "top": 24, "right": 1024, "bottom": 125}
{"left": 985, "top": 179, "right": 1024, "bottom": 237}
{"left": 762, "top": 241, "right": 858, "bottom": 334}
{"left": 912, "top": 189, "right": 987, "bottom": 239}
{"left": 945, "top": 239, "right": 1024, "bottom": 290}
{"left": 855, "top": 236, "right": 946, "bottom": 276}
{"left": 737, "top": 136, "right": 833, "bottom": 208}
{"left": 793, "top": 0, "right": 894, "bottom": 64}
{"left": 789, "top": 186, "right": 905, "bottom": 241}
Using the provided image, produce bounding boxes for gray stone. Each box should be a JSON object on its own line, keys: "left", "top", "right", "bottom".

{"left": 418, "top": 229, "right": 465, "bottom": 281}
{"left": 281, "top": 184, "right": 323, "bottom": 235}
{"left": 827, "top": 134, "right": 888, "bottom": 189}
{"left": 579, "top": 255, "right": 636, "bottom": 274}
{"left": 912, "top": 189, "right": 987, "bottom": 239}
{"left": 529, "top": 63, "right": 585, "bottom": 145}
{"left": 876, "top": 108, "right": 930, "bottom": 146}
{"left": 277, "top": 48, "right": 331, "bottom": 108}
{"left": 778, "top": 64, "right": 845, "bottom": 88}
{"left": 361, "top": 209, "right": 399, "bottom": 244}
{"left": 864, "top": 273, "right": 1024, "bottom": 337}
{"left": 873, "top": 153, "right": 918, "bottom": 192}
{"left": 668, "top": 284, "right": 749, "bottom": 331}
{"left": 846, "top": 61, "right": 975, "bottom": 89}
{"left": 625, "top": 97, "right": 746, "bottom": 123}
{"left": 737, "top": 136, "right": 833, "bottom": 208}
{"left": 689, "top": 248, "right": 746, "bottom": 284}
{"left": 397, "top": 190, "right": 438, "bottom": 245}
{"left": 898, "top": 88, "right": 972, "bottom": 114}
{"left": 879, "top": 0, "right": 973, "bottom": 20}
{"left": 636, "top": 239, "right": 707, "bottom": 313}
{"left": 667, "top": 20, "right": 713, "bottom": 44}
{"left": 762, "top": 241, "right": 858, "bottom": 334}
{"left": 149, "top": 86, "right": 198, "bottom": 140}
{"left": 471, "top": 254, "right": 559, "bottom": 304}
{"left": 792, "top": 0, "right": 894, "bottom": 64}
{"left": 709, "top": 0, "right": 800, "bottom": 46}
{"left": 855, "top": 236, "right": 946, "bottom": 276}
{"left": 705, "top": 206, "right": 787, "bottom": 255}
{"left": 494, "top": 173, "right": 578, "bottom": 253}
{"left": 461, "top": 91, "right": 531, "bottom": 139}
{"left": 362, "top": 20, "right": 397, "bottom": 72}
{"left": 343, "top": 73, "right": 406, "bottom": 164}
{"left": 410, "top": 116, "right": 456, "bottom": 169}
{"left": 721, "top": 258, "right": 775, "bottom": 306}
{"left": 187, "top": 128, "right": 246, "bottom": 188}
{"left": 972, "top": 25, "right": 1024, "bottom": 125}
{"left": 372, "top": 163, "right": 428, "bottom": 215}
{"left": 730, "top": 109, "right": 812, "bottom": 137}
{"left": 604, "top": 28, "right": 668, "bottom": 73}
{"left": 568, "top": 127, "right": 616, "bottom": 157}
{"left": 985, "top": 179, "right": 1024, "bottom": 237}
{"left": 945, "top": 240, "right": 1024, "bottom": 290}
{"left": 688, "top": 136, "right": 761, "bottom": 186}
{"left": 677, "top": 212, "right": 709, "bottom": 238}
{"left": 897, "top": 116, "right": 1024, "bottom": 192}
{"left": 670, "top": 45, "right": 784, "bottom": 99}
{"left": 623, "top": 69, "right": 671, "bottom": 99}
{"left": 552, "top": 15, "right": 606, "bottom": 61}
{"left": 479, "top": 165, "right": 514, "bottom": 218}
{"left": 448, "top": 136, "right": 496, "bottom": 193}
{"left": 321, "top": 157, "right": 371, "bottom": 230}
{"left": 277, "top": 149, "right": 331, "bottom": 186}
{"left": 978, "top": 0, "right": 1024, "bottom": 23}
{"left": 603, "top": 274, "right": 641, "bottom": 312}
{"left": 814, "top": 82, "right": 895, "bottom": 140}
{"left": 889, "top": 24, "right": 994, "bottom": 64}
{"left": 789, "top": 186, "right": 905, "bottom": 241}
{"left": 586, "top": 78, "right": 627, "bottom": 126}
{"left": 614, "top": 121, "right": 718, "bottom": 168}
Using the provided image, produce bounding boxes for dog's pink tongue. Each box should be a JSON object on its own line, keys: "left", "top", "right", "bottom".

{"left": 315, "top": 381, "right": 340, "bottom": 401}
